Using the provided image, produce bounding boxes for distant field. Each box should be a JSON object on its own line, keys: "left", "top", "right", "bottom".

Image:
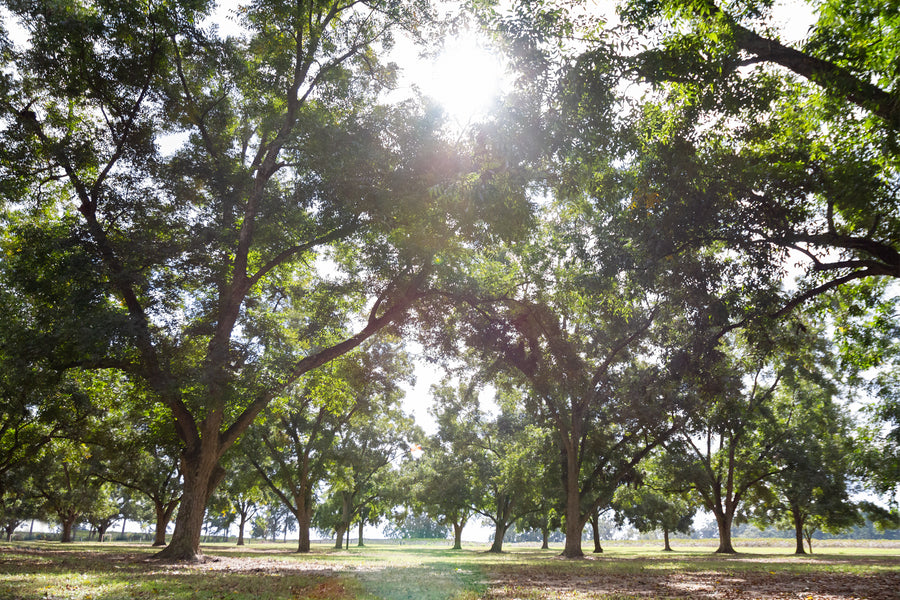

{"left": 2, "top": 539, "right": 898, "bottom": 599}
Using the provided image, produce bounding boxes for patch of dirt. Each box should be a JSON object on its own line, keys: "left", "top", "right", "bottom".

{"left": 483, "top": 564, "right": 900, "bottom": 599}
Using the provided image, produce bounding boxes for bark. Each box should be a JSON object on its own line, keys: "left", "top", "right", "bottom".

{"left": 152, "top": 498, "right": 179, "bottom": 547}
{"left": 729, "top": 22, "right": 899, "bottom": 130}
{"left": 97, "top": 523, "right": 111, "bottom": 543}
{"left": 561, "top": 443, "right": 585, "bottom": 558}
{"left": 154, "top": 452, "right": 225, "bottom": 561}
{"left": 4, "top": 525, "right": 14, "bottom": 542}
{"left": 334, "top": 524, "right": 347, "bottom": 550}
{"left": 237, "top": 511, "right": 248, "bottom": 546}
{"left": 297, "top": 507, "right": 313, "bottom": 553}
{"left": 590, "top": 511, "right": 603, "bottom": 553}
{"left": 357, "top": 518, "right": 365, "bottom": 547}
{"left": 663, "top": 527, "right": 673, "bottom": 552}
{"left": 59, "top": 515, "right": 78, "bottom": 543}
{"left": 488, "top": 521, "right": 509, "bottom": 553}
{"left": 714, "top": 509, "right": 737, "bottom": 554}
{"left": 541, "top": 525, "right": 549, "bottom": 550}
{"left": 793, "top": 509, "right": 807, "bottom": 555}
{"left": 452, "top": 521, "right": 464, "bottom": 550}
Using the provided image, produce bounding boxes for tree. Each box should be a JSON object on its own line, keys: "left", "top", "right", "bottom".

{"left": 621, "top": 0, "right": 900, "bottom": 129}
{"left": 659, "top": 339, "right": 786, "bottom": 554}
{"left": 406, "top": 406, "right": 477, "bottom": 550}
{"left": 588, "top": 0, "right": 900, "bottom": 320}
{"left": 92, "top": 380, "right": 183, "bottom": 547}
{"left": 422, "top": 202, "right": 724, "bottom": 557}
{"left": 0, "top": 471, "right": 42, "bottom": 542}
{"left": 214, "top": 458, "right": 264, "bottom": 547}
{"left": 384, "top": 511, "right": 449, "bottom": 540}
{"left": 613, "top": 482, "right": 695, "bottom": 552}
{"left": 33, "top": 439, "right": 105, "bottom": 543}
{"left": 661, "top": 321, "right": 843, "bottom": 553}
{"left": 473, "top": 394, "right": 547, "bottom": 554}
{"left": 745, "top": 372, "right": 862, "bottom": 553}
{"left": 85, "top": 483, "right": 121, "bottom": 543}
{"left": 1, "top": 0, "right": 530, "bottom": 560}
{"left": 314, "top": 400, "right": 417, "bottom": 549}
{"left": 247, "top": 338, "right": 412, "bottom": 552}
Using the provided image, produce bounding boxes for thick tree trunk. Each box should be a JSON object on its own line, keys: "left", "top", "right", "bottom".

{"left": 561, "top": 457, "right": 584, "bottom": 558}
{"left": 452, "top": 521, "right": 463, "bottom": 550}
{"left": 5, "top": 524, "right": 15, "bottom": 542}
{"left": 297, "top": 508, "right": 312, "bottom": 553}
{"left": 488, "top": 521, "right": 509, "bottom": 553}
{"left": 152, "top": 498, "right": 179, "bottom": 547}
{"left": 591, "top": 511, "right": 603, "bottom": 553}
{"left": 714, "top": 509, "right": 737, "bottom": 554}
{"left": 663, "top": 527, "right": 673, "bottom": 552}
{"left": 541, "top": 525, "right": 549, "bottom": 550}
{"left": 357, "top": 518, "right": 364, "bottom": 547}
{"left": 334, "top": 525, "right": 346, "bottom": 550}
{"left": 155, "top": 453, "right": 224, "bottom": 561}
{"left": 97, "top": 523, "right": 110, "bottom": 543}
{"left": 60, "top": 515, "right": 78, "bottom": 543}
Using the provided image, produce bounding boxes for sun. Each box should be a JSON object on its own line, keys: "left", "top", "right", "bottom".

{"left": 417, "top": 33, "right": 508, "bottom": 125}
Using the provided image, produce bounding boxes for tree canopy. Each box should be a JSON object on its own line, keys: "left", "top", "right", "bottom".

{"left": 1, "top": 0, "right": 897, "bottom": 558}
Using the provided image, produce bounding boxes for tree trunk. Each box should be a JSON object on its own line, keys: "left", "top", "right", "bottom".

{"left": 714, "top": 509, "right": 737, "bottom": 554}
{"left": 451, "top": 521, "right": 463, "bottom": 550}
{"left": 334, "top": 524, "right": 346, "bottom": 550}
{"left": 561, "top": 453, "right": 584, "bottom": 558}
{"left": 488, "top": 521, "right": 509, "bottom": 553}
{"left": 5, "top": 524, "right": 14, "bottom": 542}
{"left": 297, "top": 508, "right": 312, "bottom": 553}
{"left": 152, "top": 498, "right": 179, "bottom": 547}
{"left": 60, "top": 514, "right": 78, "bottom": 543}
{"left": 663, "top": 527, "right": 673, "bottom": 552}
{"left": 803, "top": 527, "right": 814, "bottom": 554}
{"left": 541, "top": 525, "right": 549, "bottom": 550}
{"left": 97, "top": 523, "right": 110, "bottom": 543}
{"left": 794, "top": 523, "right": 807, "bottom": 554}
{"left": 357, "top": 518, "right": 365, "bottom": 547}
{"left": 237, "top": 511, "right": 247, "bottom": 546}
{"left": 591, "top": 511, "right": 603, "bottom": 553}
{"left": 154, "top": 453, "right": 224, "bottom": 561}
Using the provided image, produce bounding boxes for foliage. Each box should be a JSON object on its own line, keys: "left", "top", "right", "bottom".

{"left": 384, "top": 511, "right": 449, "bottom": 540}
{"left": 0, "top": 0, "right": 532, "bottom": 560}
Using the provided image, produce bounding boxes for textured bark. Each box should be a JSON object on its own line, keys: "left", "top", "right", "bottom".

{"left": 541, "top": 525, "right": 549, "bottom": 550}
{"left": 154, "top": 453, "right": 224, "bottom": 561}
{"left": 562, "top": 483, "right": 585, "bottom": 558}
{"left": 488, "top": 522, "right": 509, "bottom": 553}
{"left": 152, "top": 499, "right": 179, "bottom": 547}
{"left": 714, "top": 509, "right": 737, "bottom": 554}
{"left": 297, "top": 508, "right": 313, "bottom": 553}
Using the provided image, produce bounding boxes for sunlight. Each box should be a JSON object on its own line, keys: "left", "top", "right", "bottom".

{"left": 416, "top": 34, "right": 507, "bottom": 125}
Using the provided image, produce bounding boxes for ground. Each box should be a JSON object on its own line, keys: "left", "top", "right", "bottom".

{"left": 1, "top": 540, "right": 898, "bottom": 599}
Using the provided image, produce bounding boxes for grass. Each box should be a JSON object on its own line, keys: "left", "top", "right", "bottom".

{"left": 1, "top": 539, "right": 898, "bottom": 600}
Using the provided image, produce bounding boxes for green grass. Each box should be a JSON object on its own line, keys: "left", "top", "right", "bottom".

{"left": 1, "top": 539, "right": 898, "bottom": 600}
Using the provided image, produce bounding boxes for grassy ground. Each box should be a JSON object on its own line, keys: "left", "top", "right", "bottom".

{"left": 1, "top": 539, "right": 898, "bottom": 600}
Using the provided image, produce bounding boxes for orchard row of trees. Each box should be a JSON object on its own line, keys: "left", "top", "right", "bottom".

{"left": 1, "top": 0, "right": 898, "bottom": 560}
{"left": 1, "top": 329, "right": 892, "bottom": 557}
